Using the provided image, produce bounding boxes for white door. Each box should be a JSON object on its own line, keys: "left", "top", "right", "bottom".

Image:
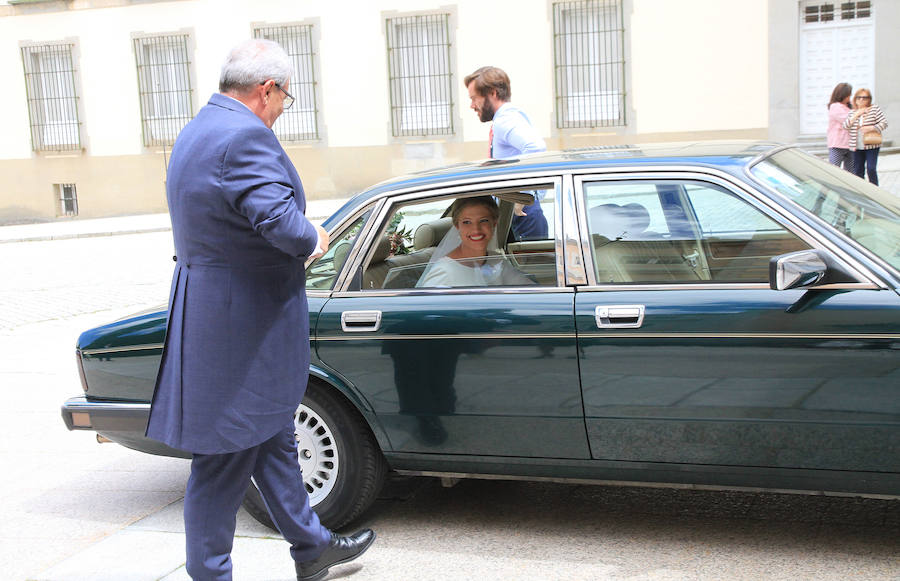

{"left": 799, "top": 1, "right": 875, "bottom": 136}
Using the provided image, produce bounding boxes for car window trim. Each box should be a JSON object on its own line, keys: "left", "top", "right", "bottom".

{"left": 306, "top": 199, "right": 385, "bottom": 297}
{"left": 574, "top": 281, "right": 878, "bottom": 292}
{"left": 330, "top": 286, "right": 575, "bottom": 299}
{"left": 570, "top": 168, "right": 881, "bottom": 290}
{"left": 562, "top": 173, "right": 587, "bottom": 286}
{"left": 334, "top": 175, "right": 566, "bottom": 295}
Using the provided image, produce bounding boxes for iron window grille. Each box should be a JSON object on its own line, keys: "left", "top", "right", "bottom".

{"left": 386, "top": 13, "right": 454, "bottom": 137}
{"left": 804, "top": 2, "right": 836, "bottom": 21}
{"left": 841, "top": 0, "right": 872, "bottom": 19}
{"left": 553, "top": 0, "right": 626, "bottom": 129}
{"left": 56, "top": 183, "right": 78, "bottom": 216}
{"left": 802, "top": 1, "right": 871, "bottom": 23}
{"left": 134, "top": 34, "right": 193, "bottom": 147}
{"left": 253, "top": 24, "right": 320, "bottom": 141}
{"left": 21, "top": 43, "right": 81, "bottom": 152}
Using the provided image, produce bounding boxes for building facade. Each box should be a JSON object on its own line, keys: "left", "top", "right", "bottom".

{"left": 0, "top": 0, "right": 896, "bottom": 222}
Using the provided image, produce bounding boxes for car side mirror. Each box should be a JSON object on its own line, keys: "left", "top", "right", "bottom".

{"left": 769, "top": 249, "right": 859, "bottom": 290}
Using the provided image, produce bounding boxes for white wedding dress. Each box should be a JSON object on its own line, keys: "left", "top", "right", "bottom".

{"left": 416, "top": 254, "right": 534, "bottom": 288}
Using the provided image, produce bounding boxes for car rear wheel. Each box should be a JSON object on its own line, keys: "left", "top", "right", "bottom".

{"left": 242, "top": 380, "right": 387, "bottom": 530}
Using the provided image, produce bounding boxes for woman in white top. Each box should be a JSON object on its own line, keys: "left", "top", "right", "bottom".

{"left": 416, "top": 196, "right": 534, "bottom": 288}
{"left": 843, "top": 88, "right": 889, "bottom": 185}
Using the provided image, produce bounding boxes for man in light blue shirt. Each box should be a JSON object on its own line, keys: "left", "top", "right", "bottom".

{"left": 465, "top": 66, "right": 548, "bottom": 240}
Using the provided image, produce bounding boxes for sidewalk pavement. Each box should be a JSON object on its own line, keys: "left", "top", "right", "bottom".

{"left": 872, "top": 150, "right": 900, "bottom": 195}
{"left": 0, "top": 197, "right": 349, "bottom": 244}
{"left": 2, "top": 153, "right": 898, "bottom": 245}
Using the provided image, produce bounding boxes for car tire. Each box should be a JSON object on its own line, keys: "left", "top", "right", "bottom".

{"left": 242, "top": 380, "right": 388, "bottom": 531}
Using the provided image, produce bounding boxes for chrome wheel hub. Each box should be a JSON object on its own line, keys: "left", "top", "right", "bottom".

{"left": 294, "top": 403, "right": 339, "bottom": 506}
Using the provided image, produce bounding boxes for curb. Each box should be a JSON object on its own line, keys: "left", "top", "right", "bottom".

{"left": 0, "top": 226, "right": 173, "bottom": 245}
{"left": 0, "top": 213, "right": 336, "bottom": 245}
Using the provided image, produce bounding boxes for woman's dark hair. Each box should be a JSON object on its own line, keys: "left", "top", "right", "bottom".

{"left": 450, "top": 196, "right": 499, "bottom": 226}
{"left": 828, "top": 82, "right": 852, "bottom": 108}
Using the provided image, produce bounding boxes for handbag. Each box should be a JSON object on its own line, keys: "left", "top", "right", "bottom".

{"left": 862, "top": 130, "right": 882, "bottom": 147}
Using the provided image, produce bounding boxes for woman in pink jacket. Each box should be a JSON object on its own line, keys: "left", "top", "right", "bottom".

{"left": 826, "top": 83, "right": 853, "bottom": 172}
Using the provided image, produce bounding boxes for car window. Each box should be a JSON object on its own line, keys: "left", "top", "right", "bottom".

{"left": 686, "top": 184, "right": 784, "bottom": 237}
{"left": 513, "top": 189, "right": 556, "bottom": 241}
{"left": 583, "top": 180, "right": 811, "bottom": 284}
{"left": 750, "top": 149, "right": 900, "bottom": 270}
{"left": 305, "top": 210, "right": 371, "bottom": 290}
{"left": 583, "top": 182, "right": 670, "bottom": 236}
{"left": 360, "top": 189, "right": 558, "bottom": 290}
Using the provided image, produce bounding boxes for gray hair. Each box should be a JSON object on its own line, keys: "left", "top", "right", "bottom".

{"left": 219, "top": 39, "right": 292, "bottom": 93}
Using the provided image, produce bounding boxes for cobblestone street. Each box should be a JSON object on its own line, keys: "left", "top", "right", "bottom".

{"left": 0, "top": 232, "right": 173, "bottom": 330}
{"left": 0, "top": 231, "right": 185, "bottom": 581}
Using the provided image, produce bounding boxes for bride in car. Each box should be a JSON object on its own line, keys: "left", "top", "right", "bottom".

{"left": 416, "top": 196, "right": 534, "bottom": 288}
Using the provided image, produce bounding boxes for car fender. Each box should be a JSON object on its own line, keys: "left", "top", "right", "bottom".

{"left": 308, "top": 362, "right": 392, "bottom": 452}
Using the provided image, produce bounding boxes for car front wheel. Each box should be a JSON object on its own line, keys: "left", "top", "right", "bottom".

{"left": 242, "top": 380, "right": 387, "bottom": 530}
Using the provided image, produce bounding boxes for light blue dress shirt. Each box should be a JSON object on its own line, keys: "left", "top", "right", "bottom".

{"left": 491, "top": 102, "right": 546, "bottom": 159}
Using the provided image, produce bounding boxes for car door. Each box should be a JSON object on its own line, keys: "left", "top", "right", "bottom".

{"left": 573, "top": 171, "right": 900, "bottom": 474}
{"left": 315, "top": 177, "right": 589, "bottom": 458}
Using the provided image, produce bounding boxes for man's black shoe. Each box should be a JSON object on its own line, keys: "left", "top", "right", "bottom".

{"left": 296, "top": 529, "right": 376, "bottom": 581}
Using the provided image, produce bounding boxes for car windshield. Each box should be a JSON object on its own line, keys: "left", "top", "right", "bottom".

{"left": 750, "top": 148, "right": 900, "bottom": 271}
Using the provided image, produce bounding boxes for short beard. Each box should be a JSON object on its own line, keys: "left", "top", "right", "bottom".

{"left": 479, "top": 99, "right": 496, "bottom": 122}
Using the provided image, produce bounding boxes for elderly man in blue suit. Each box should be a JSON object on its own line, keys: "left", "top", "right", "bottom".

{"left": 146, "top": 39, "right": 375, "bottom": 581}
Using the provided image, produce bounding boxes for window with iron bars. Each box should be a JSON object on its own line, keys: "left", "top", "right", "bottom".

{"left": 56, "top": 183, "right": 78, "bottom": 217}
{"left": 21, "top": 43, "right": 81, "bottom": 152}
{"left": 134, "top": 34, "right": 193, "bottom": 147}
{"left": 386, "top": 13, "right": 454, "bottom": 137}
{"left": 803, "top": 1, "right": 872, "bottom": 23}
{"left": 253, "top": 24, "right": 320, "bottom": 141}
{"left": 553, "top": 0, "right": 626, "bottom": 129}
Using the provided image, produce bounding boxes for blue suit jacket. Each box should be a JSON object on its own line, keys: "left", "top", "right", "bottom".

{"left": 146, "top": 93, "right": 320, "bottom": 454}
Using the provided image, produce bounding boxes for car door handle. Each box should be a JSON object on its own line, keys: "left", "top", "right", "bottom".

{"left": 341, "top": 310, "right": 382, "bottom": 332}
{"left": 595, "top": 305, "right": 645, "bottom": 329}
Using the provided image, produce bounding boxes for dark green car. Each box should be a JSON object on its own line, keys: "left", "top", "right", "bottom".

{"left": 62, "top": 142, "right": 900, "bottom": 529}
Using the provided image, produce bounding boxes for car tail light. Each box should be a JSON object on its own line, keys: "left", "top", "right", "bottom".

{"left": 76, "top": 349, "right": 89, "bottom": 393}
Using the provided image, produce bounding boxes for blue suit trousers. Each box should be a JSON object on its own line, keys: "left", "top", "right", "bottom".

{"left": 511, "top": 195, "right": 549, "bottom": 241}
{"left": 184, "top": 422, "right": 331, "bottom": 580}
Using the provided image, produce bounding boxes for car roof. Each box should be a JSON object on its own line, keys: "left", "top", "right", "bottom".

{"left": 323, "top": 140, "right": 784, "bottom": 228}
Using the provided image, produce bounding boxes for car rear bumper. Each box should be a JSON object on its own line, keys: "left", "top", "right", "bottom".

{"left": 61, "top": 396, "right": 190, "bottom": 458}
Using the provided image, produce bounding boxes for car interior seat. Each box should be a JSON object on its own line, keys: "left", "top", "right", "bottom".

{"left": 331, "top": 240, "right": 352, "bottom": 274}
{"left": 590, "top": 202, "right": 707, "bottom": 283}
{"left": 364, "top": 217, "right": 453, "bottom": 289}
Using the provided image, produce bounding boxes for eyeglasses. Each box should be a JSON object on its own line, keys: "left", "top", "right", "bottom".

{"left": 275, "top": 83, "right": 295, "bottom": 110}
{"left": 260, "top": 81, "right": 295, "bottom": 110}
{"left": 856, "top": 95, "right": 872, "bottom": 100}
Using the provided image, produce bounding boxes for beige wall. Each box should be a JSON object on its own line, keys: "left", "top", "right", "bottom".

{"left": 0, "top": 0, "right": 771, "bottom": 223}
{"left": 630, "top": 0, "right": 768, "bottom": 133}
